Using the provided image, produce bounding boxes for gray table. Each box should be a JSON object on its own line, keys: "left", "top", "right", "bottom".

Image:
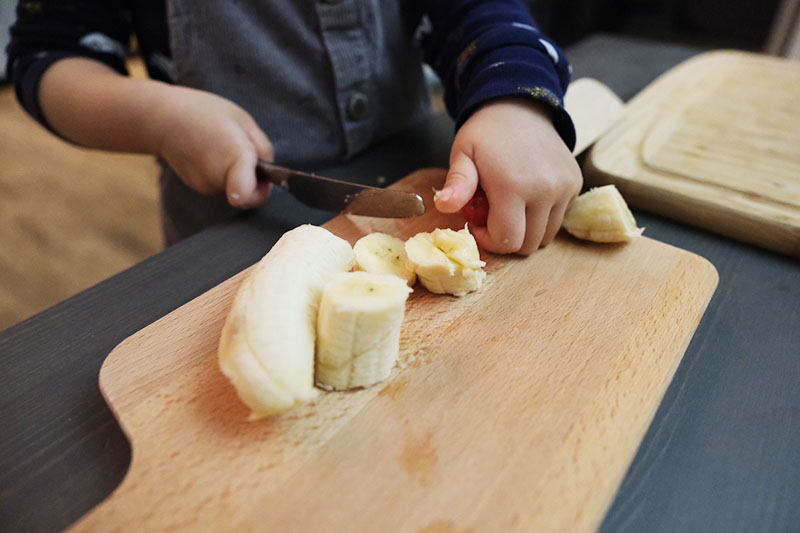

{"left": 1, "top": 35, "right": 798, "bottom": 532}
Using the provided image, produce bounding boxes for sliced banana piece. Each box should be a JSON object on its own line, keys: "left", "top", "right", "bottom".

{"left": 218, "top": 224, "right": 355, "bottom": 419}
{"left": 562, "top": 185, "right": 644, "bottom": 243}
{"left": 315, "top": 272, "right": 412, "bottom": 390}
{"left": 405, "top": 226, "right": 486, "bottom": 297}
{"left": 353, "top": 232, "right": 416, "bottom": 286}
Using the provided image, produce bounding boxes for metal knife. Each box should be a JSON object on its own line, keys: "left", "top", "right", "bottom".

{"left": 256, "top": 161, "right": 425, "bottom": 218}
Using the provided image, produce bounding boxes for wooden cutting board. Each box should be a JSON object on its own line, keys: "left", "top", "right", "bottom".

{"left": 71, "top": 169, "right": 717, "bottom": 533}
{"left": 585, "top": 50, "right": 800, "bottom": 258}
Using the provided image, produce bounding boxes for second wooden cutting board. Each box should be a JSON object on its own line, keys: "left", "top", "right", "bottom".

{"left": 72, "top": 169, "right": 717, "bottom": 533}
{"left": 585, "top": 50, "right": 800, "bottom": 258}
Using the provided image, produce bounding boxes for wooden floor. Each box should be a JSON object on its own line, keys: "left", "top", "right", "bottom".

{"left": 0, "top": 60, "right": 162, "bottom": 330}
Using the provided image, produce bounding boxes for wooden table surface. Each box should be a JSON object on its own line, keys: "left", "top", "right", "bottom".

{"left": 1, "top": 35, "right": 798, "bottom": 533}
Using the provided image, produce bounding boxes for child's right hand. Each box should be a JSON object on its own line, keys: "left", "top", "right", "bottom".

{"left": 154, "top": 86, "right": 274, "bottom": 209}
{"left": 38, "top": 58, "right": 273, "bottom": 210}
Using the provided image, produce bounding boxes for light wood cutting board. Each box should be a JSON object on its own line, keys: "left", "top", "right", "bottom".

{"left": 71, "top": 169, "right": 717, "bottom": 533}
{"left": 585, "top": 50, "right": 800, "bottom": 258}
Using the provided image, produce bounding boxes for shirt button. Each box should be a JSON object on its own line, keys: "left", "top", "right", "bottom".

{"left": 347, "top": 92, "right": 369, "bottom": 121}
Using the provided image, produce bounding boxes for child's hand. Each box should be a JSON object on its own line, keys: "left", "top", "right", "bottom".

{"left": 434, "top": 97, "right": 582, "bottom": 255}
{"left": 39, "top": 58, "right": 270, "bottom": 209}
{"left": 155, "top": 86, "right": 274, "bottom": 209}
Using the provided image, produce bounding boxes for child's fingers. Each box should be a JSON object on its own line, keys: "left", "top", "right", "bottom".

{"left": 227, "top": 119, "right": 274, "bottom": 209}
{"left": 519, "top": 203, "right": 552, "bottom": 255}
{"left": 540, "top": 201, "right": 569, "bottom": 248}
{"left": 251, "top": 178, "right": 273, "bottom": 206}
{"left": 225, "top": 149, "right": 265, "bottom": 209}
{"left": 240, "top": 121, "right": 275, "bottom": 206}
{"left": 435, "top": 151, "right": 479, "bottom": 213}
{"left": 472, "top": 192, "right": 526, "bottom": 254}
{"left": 245, "top": 121, "right": 275, "bottom": 163}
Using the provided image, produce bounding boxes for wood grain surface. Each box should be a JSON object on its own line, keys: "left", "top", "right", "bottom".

{"left": 71, "top": 169, "right": 718, "bottom": 533}
{"left": 585, "top": 50, "right": 800, "bottom": 258}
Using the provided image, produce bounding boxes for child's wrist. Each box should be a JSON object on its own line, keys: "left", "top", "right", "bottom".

{"left": 498, "top": 95, "right": 554, "bottom": 122}
{"left": 468, "top": 95, "right": 558, "bottom": 136}
{"left": 138, "top": 82, "right": 183, "bottom": 159}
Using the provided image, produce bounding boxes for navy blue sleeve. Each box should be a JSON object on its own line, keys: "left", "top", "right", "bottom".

{"left": 5, "top": 1, "right": 137, "bottom": 132}
{"left": 418, "top": 0, "right": 576, "bottom": 151}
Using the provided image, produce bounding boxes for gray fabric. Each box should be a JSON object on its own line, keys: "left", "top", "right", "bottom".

{"left": 159, "top": 0, "right": 432, "bottom": 245}
{"left": 0, "top": 2, "right": 14, "bottom": 81}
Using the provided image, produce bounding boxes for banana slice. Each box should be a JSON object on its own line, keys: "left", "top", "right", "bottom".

{"left": 405, "top": 226, "right": 486, "bottom": 297}
{"left": 562, "top": 185, "right": 644, "bottom": 243}
{"left": 218, "top": 224, "right": 355, "bottom": 419}
{"left": 353, "top": 232, "right": 416, "bottom": 286}
{"left": 315, "top": 272, "right": 412, "bottom": 390}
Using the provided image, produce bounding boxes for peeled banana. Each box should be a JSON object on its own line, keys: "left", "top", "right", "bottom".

{"left": 353, "top": 232, "right": 416, "bottom": 286}
{"left": 315, "top": 271, "right": 412, "bottom": 390}
{"left": 562, "top": 185, "right": 644, "bottom": 243}
{"left": 217, "top": 185, "right": 639, "bottom": 418}
{"left": 218, "top": 224, "right": 355, "bottom": 419}
{"left": 405, "top": 226, "right": 486, "bottom": 297}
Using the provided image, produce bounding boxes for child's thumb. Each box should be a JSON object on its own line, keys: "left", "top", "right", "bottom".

{"left": 435, "top": 150, "right": 479, "bottom": 213}
{"left": 226, "top": 150, "right": 270, "bottom": 209}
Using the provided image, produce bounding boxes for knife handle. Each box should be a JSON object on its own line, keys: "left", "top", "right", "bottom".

{"left": 255, "top": 160, "right": 291, "bottom": 187}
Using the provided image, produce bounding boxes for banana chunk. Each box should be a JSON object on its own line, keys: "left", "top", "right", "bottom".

{"left": 405, "top": 227, "right": 486, "bottom": 297}
{"left": 316, "top": 272, "right": 412, "bottom": 390}
{"left": 218, "top": 224, "right": 355, "bottom": 419}
{"left": 353, "top": 232, "right": 416, "bottom": 286}
{"left": 562, "top": 185, "right": 644, "bottom": 243}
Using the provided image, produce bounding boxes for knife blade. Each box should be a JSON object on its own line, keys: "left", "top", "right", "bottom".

{"left": 256, "top": 161, "right": 425, "bottom": 218}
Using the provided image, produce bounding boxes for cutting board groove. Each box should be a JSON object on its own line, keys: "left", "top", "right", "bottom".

{"left": 586, "top": 50, "right": 800, "bottom": 258}
{"left": 71, "top": 169, "right": 718, "bottom": 533}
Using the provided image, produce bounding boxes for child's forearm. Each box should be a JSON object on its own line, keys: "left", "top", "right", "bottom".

{"left": 38, "top": 56, "right": 275, "bottom": 209}
{"left": 38, "top": 57, "right": 171, "bottom": 156}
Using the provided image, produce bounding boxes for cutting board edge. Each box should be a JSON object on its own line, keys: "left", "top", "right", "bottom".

{"left": 535, "top": 245, "right": 718, "bottom": 533}
{"left": 586, "top": 251, "right": 718, "bottom": 533}
{"left": 621, "top": 49, "right": 784, "bottom": 109}
{"left": 82, "top": 235, "right": 721, "bottom": 533}
{"left": 75, "top": 169, "right": 723, "bottom": 533}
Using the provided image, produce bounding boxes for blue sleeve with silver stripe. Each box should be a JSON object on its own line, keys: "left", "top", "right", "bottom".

{"left": 418, "top": 0, "right": 575, "bottom": 150}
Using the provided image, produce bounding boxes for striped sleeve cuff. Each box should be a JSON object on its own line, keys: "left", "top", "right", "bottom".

{"left": 446, "top": 23, "right": 575, "bottom": 150}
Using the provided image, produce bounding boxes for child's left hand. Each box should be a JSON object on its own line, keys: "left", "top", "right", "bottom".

{"left": 434, "top": 97, "right": 582, "bottom": 255}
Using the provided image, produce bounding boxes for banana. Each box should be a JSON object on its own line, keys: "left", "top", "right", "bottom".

{"left": 562, "top": 185, "right": 644, "bottom": 243}
{"left": 218, "top": 224, "right": 355, "bottom": 419}
{"left": 315, "top": 271, "right": 412, "bottom": 390}
{"left": 353, "top": 232, "right": 416, "bottom": 286}
{"left": 405, "top": 226, "right": 486, "bottom": 297}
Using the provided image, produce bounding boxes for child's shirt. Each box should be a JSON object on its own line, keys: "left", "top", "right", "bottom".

{"left": 7, "top": 0, "right": 576, "bottom": 242}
